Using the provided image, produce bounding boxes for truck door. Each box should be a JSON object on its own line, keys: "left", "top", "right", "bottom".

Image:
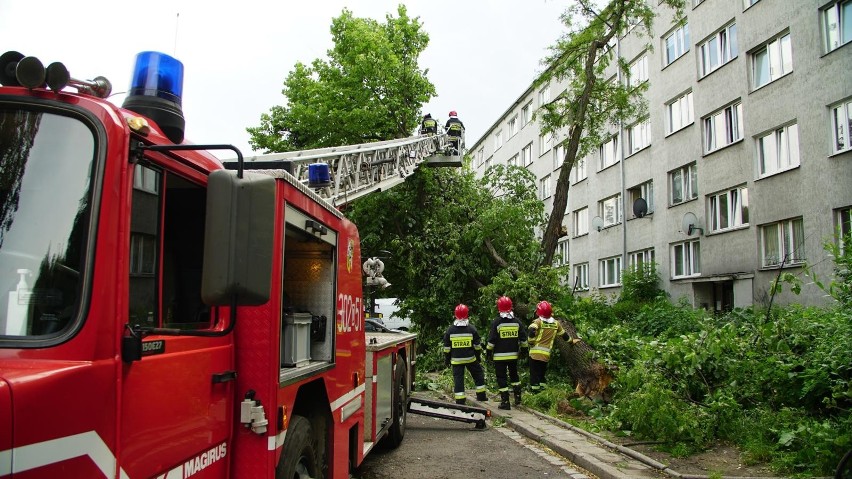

{"left": 119, "top": 163, "right": 232, "bottom": 478}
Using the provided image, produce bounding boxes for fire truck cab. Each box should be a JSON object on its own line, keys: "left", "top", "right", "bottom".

{"left": 0, "top": 50, "right": 415, "bottom": 479}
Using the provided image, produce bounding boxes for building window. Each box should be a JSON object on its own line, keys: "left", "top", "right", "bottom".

{"left": 761, "top": 217, "right": 805, "bottom": 267}
{"left": 485, "top": 157, "right": 492, "bottom": 170}
{"left": 574, "top": 207, "right": 589, "bottom": 236}
{"left": 704, "top": 101, "right": 743, "bottom": 153}
{"left": 539, "top": 132, "right": 552, "bottom": 155}
{"left": 553, "top": 142, "right": 565, "bottom": 170}
{"left": 821, "top": 0, "right": 852, "bottom": 53}
{"left": 629, "top": 248, "right": 655, "bottom": 271}
{"left": 757, "top": 123, "right": 800, "bottom": 177}
{"left": 629, "top": 53, "right": 649, "bottom": 86}
{"left": 837, "top": 206, "right": 852, "bottom": 253}
{"left": 522, "top": 143, "right": 533, "bottom": 166}
{"left": 476, "top": 149, "right": 484, "bottom": 168}
{"left": 555, "top": 240, "right": 569, "bottom": 266}
{"left": 708, "top": 185, "right": 749, "bottom": 232}
{"left": 600, "top": 136, "right": 619, "bottom": 170}
{"left": 699, "top": 22, "right": 737, "bottom": 78}
{"left": 494, "top": 130, "right": 503, "bottom": 151}
{"left": 666, "top": 90, "right": 694, "bottom": 135}
{"left": 830, "top": 98, "right": 852, "bottom": 154}
{"left": 627, "top": 119, "right": 651, "bottom": 154}
{"left": 539, "top": 84, "right": 551, "bottom": 107}
{"left": 134, "top": 164, "right": 160, "bottom": 194}
{"left": 599, "top": 194, "right": 622, "bottom": 227}
{"left": 572, "top": 157, "right": 587, "bottom": 184}
{"left": 664, "top": 23, "right": 690, "bottom": 66}
{"left": 670, "top": 163, "right": 698, "bottom": 205}
{"left": 599, "top": 256, "right": 622, "bottom": 287}
{"left": 672, "top": 240, "right": 701, "bottom": 278}
{"left": 573, "top": 263, "right": 589, "bottom": 291}
{"left": 752, "top": 33, "right": 792, "bottom": 90}
{"left": 508, "top": 154, "right": 518, "bottom": 168}
{"left": 508, "top": 116, "right": 518, "bottom": 137}
{"left": 744, "top": 0, "right": 761, "bottom": 8}
{"left": 521, "top": 101, "right": 533, "bottom": 127}
{"left": 539, "top": 174, "right": 552, "bottom": 200}
{"left": 628, "top": 180, "right": 654, "bottom": 216}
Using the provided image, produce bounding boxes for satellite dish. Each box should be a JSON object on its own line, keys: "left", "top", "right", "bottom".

{"left": 591, "top": 216, "right": 604, "bottom": 232}
{"left": 632, "top": 198, "right": 648, "bottom": 218}
{"left": 681, "top": 212, "right": 703, "bottom": 236}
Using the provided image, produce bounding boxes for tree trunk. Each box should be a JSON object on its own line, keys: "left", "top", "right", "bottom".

{"left": 554, "top": 318, "right": 615, "bottom": 402}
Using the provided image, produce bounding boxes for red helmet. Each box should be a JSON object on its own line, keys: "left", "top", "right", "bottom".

{"left": 536, "top": 301, "right": 553, "bottom": 318}
{"left": 496, "top": 296, "right": 513, "bottom": 313}
{"left": 454, "top": 304, "right": 469, "bottom": 320}
{"left": 449, "top": 110, "right": 457, "bottom": 117}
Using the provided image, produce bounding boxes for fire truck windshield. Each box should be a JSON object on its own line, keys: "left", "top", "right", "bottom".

{"left": 0, "top": 108, "right": 94, "bottom": 340}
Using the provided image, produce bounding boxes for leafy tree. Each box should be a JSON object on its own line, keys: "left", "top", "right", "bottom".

{"left": 536, "top": 0, "right": 684, "bottom": 264}
{"left": 247, "top": 5, "right": 436, "bottom": 152}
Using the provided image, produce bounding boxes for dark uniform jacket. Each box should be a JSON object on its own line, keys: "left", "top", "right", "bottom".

{"left": 443, "top": 322, "right": 482, "bottom": 365}
{"left": 445, "top": 117, "right": 465, "bottom": 137}
{"left": 486, "top": 314, "right": 528, "bottom": 361}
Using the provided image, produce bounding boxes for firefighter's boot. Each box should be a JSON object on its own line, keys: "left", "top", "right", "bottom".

{"left": 498, "top": 391, "right": 511, "bottom": 410}
{"left": 455, "top": 398, "right": 466, "bottom": 405}
{"left": 513, "top": 387, "right": 522, "bottom": 406}
{"left": 476, "top": 391, "right": 488, "bottom": 402}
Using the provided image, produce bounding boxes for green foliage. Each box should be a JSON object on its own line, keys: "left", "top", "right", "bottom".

{"left": 248, "top": 5, "right": 436, "bottom": 152}
{"left": 619, "top": 263, "right": 665, "bottom": 304}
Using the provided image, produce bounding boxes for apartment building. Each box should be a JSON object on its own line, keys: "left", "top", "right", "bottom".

{"left": 469, "top": 0, "right": 852, "bottom": 310}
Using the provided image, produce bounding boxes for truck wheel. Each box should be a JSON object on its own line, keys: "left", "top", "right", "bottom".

{"left": 276, "top": 415, "right": 320, "bottom": 479}
{"left": 384, "top": 359, "right": 408, "bottom": 448}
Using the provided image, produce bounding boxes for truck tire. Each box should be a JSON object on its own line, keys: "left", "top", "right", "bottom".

{"left": 384, "top": 359, "right": 407, "bottom": 449}
{"left": 276, "top": 415, "right": 320, "bottom": 479}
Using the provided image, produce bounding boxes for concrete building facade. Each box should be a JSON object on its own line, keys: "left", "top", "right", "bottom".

{"left": 468, "top": 0, "right": 852, "bottom": 310}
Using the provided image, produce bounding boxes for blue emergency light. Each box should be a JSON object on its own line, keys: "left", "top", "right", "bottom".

{"left": 122, "top": 51, "right": 186, "bottom": 143}
{"left": 308, "top": 163, "right": 332, "bottom": 188}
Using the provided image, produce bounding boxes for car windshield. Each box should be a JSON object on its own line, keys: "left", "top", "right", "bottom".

{"left": 0, "top": 107, "right": 95, "bottom": 340}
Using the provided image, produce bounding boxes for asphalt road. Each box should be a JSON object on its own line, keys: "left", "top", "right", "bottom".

{"left": 353, "top": 398, "right": 592, "bottom": 479}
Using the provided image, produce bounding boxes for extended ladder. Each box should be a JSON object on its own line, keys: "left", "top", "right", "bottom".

{"left": 230, "top": 132, "right": 462, "bottom": 207}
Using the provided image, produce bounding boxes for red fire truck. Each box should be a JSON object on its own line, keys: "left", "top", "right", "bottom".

{"left": 0, "top": 50, "right": 419, "bottom": 478}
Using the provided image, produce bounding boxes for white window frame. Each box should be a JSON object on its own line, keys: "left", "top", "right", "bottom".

{"left": 831, "top": 98, "right": 852, "bottom": 154}
{"left": 574, "top": 207, "right": 589, "bottom": 236}
{"left": 599, "top": 136, "right": 619, "bottom": 170}
{"left": 484, "top": 157, "right": 492, "bottom": 170}
{"left": 599, "top": 256, "right": 622, "bottom": 287}
{"left": 628, "top": 180, "right": 654, "bottom": 215}
{"left": 539, "top": 174, "right": 552, "bottom": 200}
{"left": 508, "top": 154, "right": 518, "bottom": 168}
{"left": 521, "top": 143, "right": 533, "bottom": 166}
{"left": 821, "top": 0, "right": 852, "bottom": 53}
{"left": 571, "top": 157, "right": 587, "bottom": 184}
{"left": 629, "top": 53, "right": 649, "bottom": 87}
{"left": 837, "top": 206, "right": 852, "bottom": 254}
{"left": 627, "top": 119, "right": 651, "bottom": 154}
{"left": 538, "top": 84, "right": 551, "bottom": 107}
{"left": 671, "top": 240, "right": 701, "bottom": 278}
{"left": 670, "top": 163, "right": 698, "bottom": 206}
{"left": 599, "top": 194, "right": 622, "bottom": 227}
{"left": 757, "top": 123, "right": 800, "bottom": 177}
{"left": 708, "top": 185, "right": 749, "bottom": 233}
{"left": 494, "top": 130, "right": 503, "bottom": 151}
{"left": 555, "top": 240, "right": 569, "bottom": 267}
{"left": 539, "top": 133, "right": 552, "bottom": 156}
{"left": 629, "top": 248, "right": 655, "bottom": 271}
{"left": 508, "top": 116, "right": 518, "bottom": 137}
{"left": 664, "top": 23, "right": 690, "bottom": 66}
{"left": 521, "top": 101, "right": 533, "bottom": 127}
{"left": 704, "top": 101, "right": 743, "bottom": 153}
{"left": 761, "top": 217, "right": 805, "bottom": 267}
{"left": 752, "top": 33, "right": 793, "bottom": 90}
{"left": 699, "top": 22, "right": 737, "bottom": 78}
{"left": 666, "top": 91, "right": 694, "bottom": 135}
{"left": 573, "top": 263, "right": 589, "bottom": 291}
{"left": 553, "top": 142, "right": 565, "bottom": 170}
{"left": 476, "top": 149, "right": 484, "bottom": 168}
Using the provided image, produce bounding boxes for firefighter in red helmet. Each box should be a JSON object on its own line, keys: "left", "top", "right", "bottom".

{"left": 486, "top": 296, "right": 527, "bottom": 409}
{"left": 443, "top": 303, "right": 487, "bottom": 404}
{"left": 444, "top": 110, "right": 465, "bottom": 155}
{"left": 527, "top": 301, "right": 579, "bottom": 393}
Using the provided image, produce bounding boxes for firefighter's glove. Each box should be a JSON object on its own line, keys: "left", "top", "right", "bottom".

{"left": 444, "top": 354, "right": 451, "bottom": 367}
{"left": 486, "top": 350, "right": 493, "bottom": 362}
{"left": 528, "top": 328, "right": 537, "bottom": 339}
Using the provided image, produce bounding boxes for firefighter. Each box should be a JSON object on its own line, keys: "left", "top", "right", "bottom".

{"left": 486, "top": 296, "right": 527, "bottom": 410}
{"left": 527, "top": 301, "right": 579, "bottom": 393}
{"left": 444, "top": 110, "right": 465, "bottom": 155}
{"left": 443, "top": 304, "right": 487, "bottom": 404}
{"left": 420, "top": 113, "right": 438, "bottom": 135}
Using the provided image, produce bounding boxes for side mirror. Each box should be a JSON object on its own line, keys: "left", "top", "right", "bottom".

{"left": 201, "top": 169, "right": 275, "bottom": 306}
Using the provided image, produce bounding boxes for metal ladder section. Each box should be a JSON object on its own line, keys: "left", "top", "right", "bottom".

{"left": 407, "top": 396, "right": 489, "bottom": 429}
{"left": 237, "top": 133, "right": 458, "bottom": 207}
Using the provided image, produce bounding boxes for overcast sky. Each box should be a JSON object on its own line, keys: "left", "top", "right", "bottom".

{"left": 0, "top": 1, "right": 567, "bottom": 159}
